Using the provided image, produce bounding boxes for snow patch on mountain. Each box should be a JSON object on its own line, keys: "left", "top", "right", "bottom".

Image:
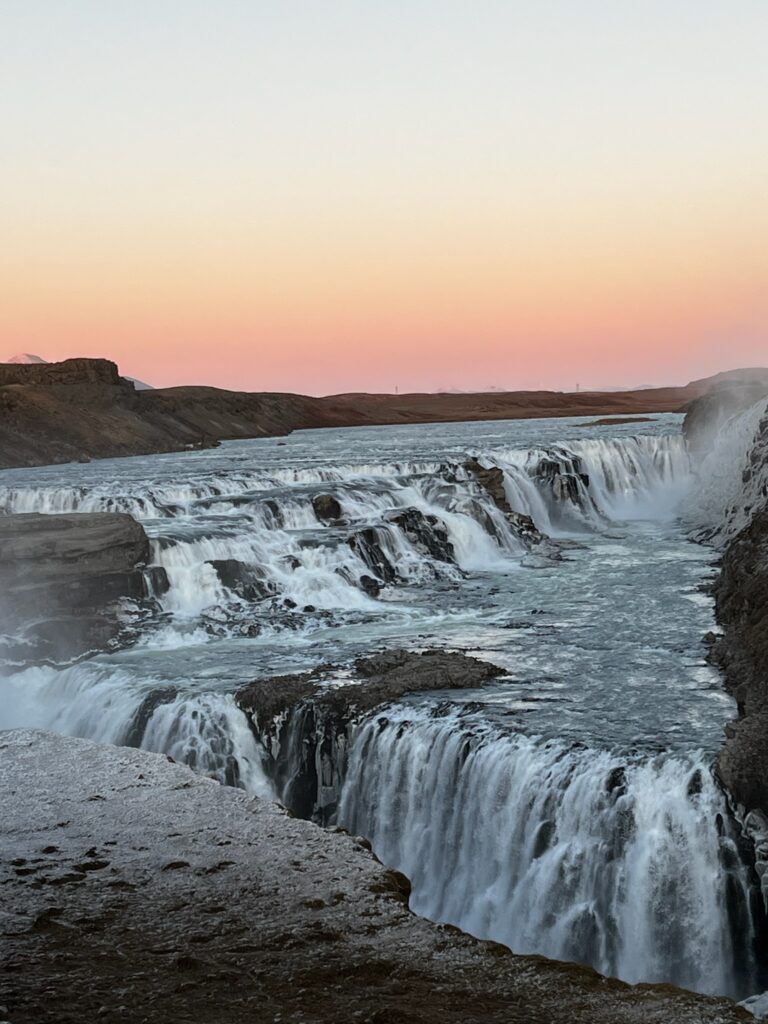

{"left": 4, "top": 352, "right": 153, "bottom": 389}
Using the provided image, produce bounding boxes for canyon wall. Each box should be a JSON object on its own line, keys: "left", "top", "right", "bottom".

{"left": 684, "top": 389, "right": 768, "bottom": 826}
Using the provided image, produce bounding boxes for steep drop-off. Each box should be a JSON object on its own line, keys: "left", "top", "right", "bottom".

{"left": 684, "top": 390, "right": 768, "bottom": 819}
{"left": 0, "top": 730, "right": 751, "bottom": 1024}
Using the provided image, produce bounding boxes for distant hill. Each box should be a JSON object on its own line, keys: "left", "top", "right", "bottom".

{"left": 1, "top": 358, "right": 766, "bottom": 470}
{"left": 4, "top": 353, "right": 153, "bottom": 391}
{"left": 7, "top": 353, "right": 47, "bottom": 365}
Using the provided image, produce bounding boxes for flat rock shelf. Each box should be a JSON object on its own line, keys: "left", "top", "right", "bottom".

{"left": 0, "top": 730, "right": 750, "bottom": 1024}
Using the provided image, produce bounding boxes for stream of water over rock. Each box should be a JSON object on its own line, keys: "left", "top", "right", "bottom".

{"left": 0, "top": 413, "right": 762, "bottom": 997}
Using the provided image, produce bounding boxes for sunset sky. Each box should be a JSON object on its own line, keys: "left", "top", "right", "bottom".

{"left": 1, "top": 2, "right": 766, "bottom": 394}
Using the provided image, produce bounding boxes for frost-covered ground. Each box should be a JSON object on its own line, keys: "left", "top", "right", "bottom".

{"left": 0, "top": 730, "right": 750, "bottom": 1024}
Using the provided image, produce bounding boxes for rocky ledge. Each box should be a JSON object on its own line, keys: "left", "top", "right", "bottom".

{"left": 712, "top": 507, "right": 768, "bottom": 815}
{"left": 680, "top": 387, "right": 768, "bottom": 822}
{"left": 0, "top": 729, "right": 750, "bottom": 1024}
{"left": 235, "top": 650, "right": 503, "bottom": 821}
{"left": 0, "top": 512, "right": 164, "bottom": 661}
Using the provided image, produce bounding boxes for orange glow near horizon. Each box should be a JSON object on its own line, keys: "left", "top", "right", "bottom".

{"left": 1, "top": 4, "right": 766, "bottom": 394}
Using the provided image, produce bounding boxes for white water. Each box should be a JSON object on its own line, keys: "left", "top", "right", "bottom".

{"left": 683, "top": 397, "right": 768, "bottom": 543}
{"left": 0, "top": 424, "right": 690, "bottom": 622}
{"left": 0, "top": 412, "right": 758, "bottom": 998}
{"left": 338, "top": 708, "right": 753, "bottom": 997}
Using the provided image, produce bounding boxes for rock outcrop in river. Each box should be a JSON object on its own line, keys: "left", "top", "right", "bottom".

{"left": 0, "top": 512, "right": 161, "bottom": 661}
{"left": 0, "top": 729, "right": 750, "bottom": 1024}
{"left": 236, "top": 650, "right": 503, "bottom": 821}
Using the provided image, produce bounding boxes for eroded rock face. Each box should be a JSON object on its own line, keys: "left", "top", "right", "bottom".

{"left": 0, "top": 357, "right": 124, "bottom": 387}
{"left": 0, "top": 512, "right": 162, "bottom": 661}
{"left": 0, "top": 729, "right": 749, "bottom": 1024}
{"left": 713, "top": 508, "right": 768, "bottom": 813}
{"left": 206, "top": 558, "right": 276, "bottom": 602}
{"left": 236, "top": 650, "right": 503, "bottom": 822}
{"left": 465, "top": 458, "right": 544, "bottom": 545}
{"left": 387, "top": 508, "right": 455, "bottom": 563}
{"left": 312, "top": 493, "right": 343, "bottom": 522}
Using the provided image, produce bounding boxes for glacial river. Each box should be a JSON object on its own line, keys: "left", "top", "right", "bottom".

{"left": 0, "top": 413, "right": 759, "bottom": 997}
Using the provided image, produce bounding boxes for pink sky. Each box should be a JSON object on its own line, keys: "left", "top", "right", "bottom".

{"left": 2, "top": 3, "right": 766, "bottom": 395}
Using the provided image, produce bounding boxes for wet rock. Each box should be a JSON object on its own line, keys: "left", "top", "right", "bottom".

{"left": 387, "top": 508, "right": 455, "bottom": 563}
{"left": 124, "top": 688, "right": 180, "bottom": 748}
{"left": 465, "top": 458, "right": 509, "bottom": 510}
{"left": 207, "top": 559, "right": 275, "bottom": 602}
{"left": 348, "top": 528, "right": 398, "bottom": 584}
{"left": 0, "top": 513, "right": 155, "bottom": 661}
{"left": 144, "top": 565, "right": 169, "bottom": 593}
{"left": 465, "top": 459, "right": 545, "bottom": 545}
{"left": 533, "top": 455, "right": 589, "bottom": 506}
{"left": 359, "top": 574, "right": 381, "bottom": 598}
{"left": 714, "top": 508, "right": 768, "bottom": 814}
{"left": 312, "top": 494, "right": 343, "bottom": 522}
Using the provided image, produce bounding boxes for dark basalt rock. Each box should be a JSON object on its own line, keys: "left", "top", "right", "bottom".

{"left": 359, "top": 574, "right": 381, "bottom": 598}
{"left": 386, "top": 507, "right": 455, "bottom": 563}
{"left": 714, "top": 507, "right": 768, "bottom": 813}
{"left": 348, "top": 527, "right": 398, "bottom": 584}
{"left": 465, "top": 458, "right": 545, "bottom": 544}
{"left": 533, "top": 455, "right": 589, "bottom": 507}
{"left": 0, "top": 512, "right": 157, "bottom": 661}
{"left": 124, "top": 687, "right": 180, "bottom": 748}
{"left": 207, "top": 558, "right": 275, "bottom": 601}
{"left": 312, "top": 493, "right": 343, "bottom": 522}
{"left": 236, "top": 650, "right": 503, "bottom": 822}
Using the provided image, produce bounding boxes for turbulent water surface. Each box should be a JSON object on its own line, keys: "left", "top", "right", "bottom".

{"left": 0, "top": 413, "right": 759, "bottom": 997}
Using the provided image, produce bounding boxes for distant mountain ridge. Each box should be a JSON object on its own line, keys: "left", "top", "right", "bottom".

{"left": 1, "top": 356, "right": 765, "bottom": 470}
{"left": 7, "top": 353, "right": 47, "bottom": 365}
{"left": 4, "top": 353, "right": 153, "bottom": 391}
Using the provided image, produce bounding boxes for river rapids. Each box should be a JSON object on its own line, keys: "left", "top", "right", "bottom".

{"left": 0, "top": 413, "right": 763, "bottom": 998}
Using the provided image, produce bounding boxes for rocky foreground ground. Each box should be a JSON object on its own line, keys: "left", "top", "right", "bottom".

{"left": 0, "top": 730, "right": 751, "bottom": 1024}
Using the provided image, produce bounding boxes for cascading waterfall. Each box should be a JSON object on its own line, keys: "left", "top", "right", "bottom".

{"left": 0, "top": 662, "right": 274, "bottom": 798}
{"left": 0, "top": 433, "right": 692, "bottom": 626}
{"left": 337, "top": 709, "right": 759, "bottom": 998}
{"left": 4, "top": 418, "right": 757, "bottom": 999}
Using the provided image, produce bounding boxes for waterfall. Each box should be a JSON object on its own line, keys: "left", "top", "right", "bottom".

{"left": 683, "top": 397, "right": 768, "bottom": 544}
{"left": 4, "top": 421, "right": 754, "bottom": 998}
{"left": 0, "top": 662, "right": 274, "bottom": 798}
{"left": 0, "top": 434, "right": 693, "bottom": 630}
{"left": 337, "top": 708, "right": 760, "bottom": 998}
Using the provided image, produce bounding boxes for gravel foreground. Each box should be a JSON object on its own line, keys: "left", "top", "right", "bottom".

{"left": 0, "top": 730, "right": 751, "bottom": 1024}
